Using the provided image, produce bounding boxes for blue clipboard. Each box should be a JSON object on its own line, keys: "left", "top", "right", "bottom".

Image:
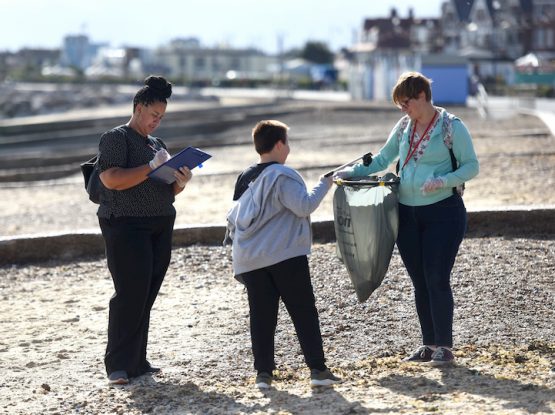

{"left": 148, "top": 146, "right": 212, "bottom": 184}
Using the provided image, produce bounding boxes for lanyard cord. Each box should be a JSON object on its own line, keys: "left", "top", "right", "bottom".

{"left": 401, "top": 111, "right": 438, "bottom": 170}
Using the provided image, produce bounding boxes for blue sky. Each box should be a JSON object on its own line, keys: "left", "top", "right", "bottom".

{"left": 2, "top": 0, "right": 445, "bottom": 53}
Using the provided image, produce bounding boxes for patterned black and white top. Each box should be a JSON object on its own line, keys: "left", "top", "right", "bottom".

{"left": 97, "top": 125, "right": 176, "bottom": 218}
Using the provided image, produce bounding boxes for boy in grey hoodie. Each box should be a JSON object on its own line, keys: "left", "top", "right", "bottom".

{"left": 226, "top": 120, "right": 341, "bottom": 389}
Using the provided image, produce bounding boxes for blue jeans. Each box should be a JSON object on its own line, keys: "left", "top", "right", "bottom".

{"left": 396, "top": 195, "right": 467, "bottom": 348}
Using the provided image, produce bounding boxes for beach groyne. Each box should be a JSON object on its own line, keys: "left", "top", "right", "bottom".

{"left": 1, "top": 207, "right": 553, "bottom": 266}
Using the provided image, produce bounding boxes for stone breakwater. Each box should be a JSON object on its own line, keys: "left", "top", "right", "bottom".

{"left": 1, "top": 208, "right": 555, "bottom": 265}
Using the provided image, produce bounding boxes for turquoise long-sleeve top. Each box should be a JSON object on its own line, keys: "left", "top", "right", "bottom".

{"left": 350, "top": 107, "right": 479, "bottom": 206}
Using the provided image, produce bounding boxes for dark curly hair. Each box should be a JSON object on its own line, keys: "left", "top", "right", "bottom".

{"left": 133, "top": 75, "right": 172, "bottom": 111}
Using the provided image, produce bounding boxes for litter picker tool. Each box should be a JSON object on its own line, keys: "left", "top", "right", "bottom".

{"left": 324, "top": 152, "right": 372, "bottom": 177}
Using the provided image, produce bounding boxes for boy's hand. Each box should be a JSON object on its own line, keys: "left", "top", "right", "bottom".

{"left": 320, "top": 174, "right": 333, "bottom": 186}
{"left": 333, "top": 169, "right": 352, "bottom": 180}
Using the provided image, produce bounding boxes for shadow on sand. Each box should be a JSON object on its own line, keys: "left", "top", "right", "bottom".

{"left": 378, "top": 365, "right": 555, "bottom": 414}
{"left": 126, "top": 375, "right": 379, "bottom": 414}
{"left": 255, "top": 386, "right": 374, "bottom": 414}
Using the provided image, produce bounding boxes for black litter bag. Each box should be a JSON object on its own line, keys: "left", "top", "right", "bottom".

{"left": 333, "top": 173, "right": 400, "bottom": 302}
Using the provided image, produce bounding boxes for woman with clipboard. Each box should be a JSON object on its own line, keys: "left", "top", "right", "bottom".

{"left": 96, "top": 75, "right": 193, "bottom": 385}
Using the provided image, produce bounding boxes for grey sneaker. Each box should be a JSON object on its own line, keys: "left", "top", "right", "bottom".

{"left": 255, "top": 372, "right": 273, "bottom": 389}
{"left": 310, "top": 368, "right": 341, "bottom": 387}
{"left": 403, "top": 346, "right": 434, "bottom": 363}
{"left": 108, "top": 370, "right": 129, "bottom": 385}
{"left": 428, "top": 347, "right": 455, "bottom": 366}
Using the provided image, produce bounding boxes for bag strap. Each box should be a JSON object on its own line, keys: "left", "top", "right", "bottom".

{"left": 233, "top": 162, "right": 278, "bottom": 201}
{"left": 395, "top": 116, "right": 411, "bottom": 174}
{"left": 441, "top": 113, "right": 463, "bottom": 195}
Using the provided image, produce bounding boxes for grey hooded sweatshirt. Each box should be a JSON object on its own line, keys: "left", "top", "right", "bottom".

{"left": 226, "top": 163, "right": 332, "bottom": 276}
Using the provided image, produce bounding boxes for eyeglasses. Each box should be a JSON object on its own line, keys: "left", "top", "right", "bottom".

{"left": 397, "top": 98, "right": 413, "bottom": 109}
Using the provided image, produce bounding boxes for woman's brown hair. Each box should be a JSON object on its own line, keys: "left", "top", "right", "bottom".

{"left": 392, "top": 71, "right": 432, "bottom": 107}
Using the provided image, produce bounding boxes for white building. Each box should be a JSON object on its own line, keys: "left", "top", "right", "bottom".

{"left": 151, "top": 38, "right": 278, "bottom": 84}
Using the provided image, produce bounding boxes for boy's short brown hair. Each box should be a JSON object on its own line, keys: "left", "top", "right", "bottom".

{"left": 252, "top": 120, "right": 289, "bottom": 155}
{"left": 392, "top": 71, "right": 432, "bottom": 107}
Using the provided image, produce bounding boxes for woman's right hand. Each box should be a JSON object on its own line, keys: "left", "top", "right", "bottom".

{"left": 149, "top": 149, "right": 171, "bottom": 169}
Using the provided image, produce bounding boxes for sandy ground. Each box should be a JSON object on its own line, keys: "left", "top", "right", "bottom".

{"left": 1, "top": 106, "right": 555, "bottom": 237}
{"left": 0, "top": 241, "right": 554, "bottom": 414}
{"left": 1, "top": 105, "right": 554, "bottom": 414}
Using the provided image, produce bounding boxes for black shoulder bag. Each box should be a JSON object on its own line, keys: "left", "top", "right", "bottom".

{"left": 80, "top": 154, "right": 102, "bottom": 204}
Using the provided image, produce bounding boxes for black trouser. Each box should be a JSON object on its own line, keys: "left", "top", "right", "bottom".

{"left": 99, "top": 214, "right": 175, "bottom": 377}
{"left": 396, "top": 194, "right": 466, "bottom": 348}
{"left": 241, "top": 255, "right": 326, "bottom": 374}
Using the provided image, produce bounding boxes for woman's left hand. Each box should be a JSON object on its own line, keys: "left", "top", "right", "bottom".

{"left": 174, "top": 166, "right": 193, "bottom": 188}
{"left": 421, "top": 176, "right": 446, "bottom": 193}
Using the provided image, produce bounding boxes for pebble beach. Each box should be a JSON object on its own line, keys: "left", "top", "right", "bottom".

{"left": 0, "top": 103, "right": 554, "bottom": 414}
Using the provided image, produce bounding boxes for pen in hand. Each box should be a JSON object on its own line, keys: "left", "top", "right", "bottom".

{"left": 149, "top": 148, "right": 171, "bottom": 170}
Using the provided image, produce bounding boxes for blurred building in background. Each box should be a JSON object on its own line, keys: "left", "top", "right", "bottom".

{"left": 348, "top": 7, "right": 440, "bottom": 101}
{"left": 347, "top": 0, "right": 555, "bottom": 101}
{"left": 0, "top": 0, "right": 554, "bottom": 109}
{"left": 151, "top": 38, "right": 277, "bottom": 86}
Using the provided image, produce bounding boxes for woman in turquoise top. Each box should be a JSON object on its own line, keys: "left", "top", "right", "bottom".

{"left": 337, "top": 71, "right": 479, "bottom": 366}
